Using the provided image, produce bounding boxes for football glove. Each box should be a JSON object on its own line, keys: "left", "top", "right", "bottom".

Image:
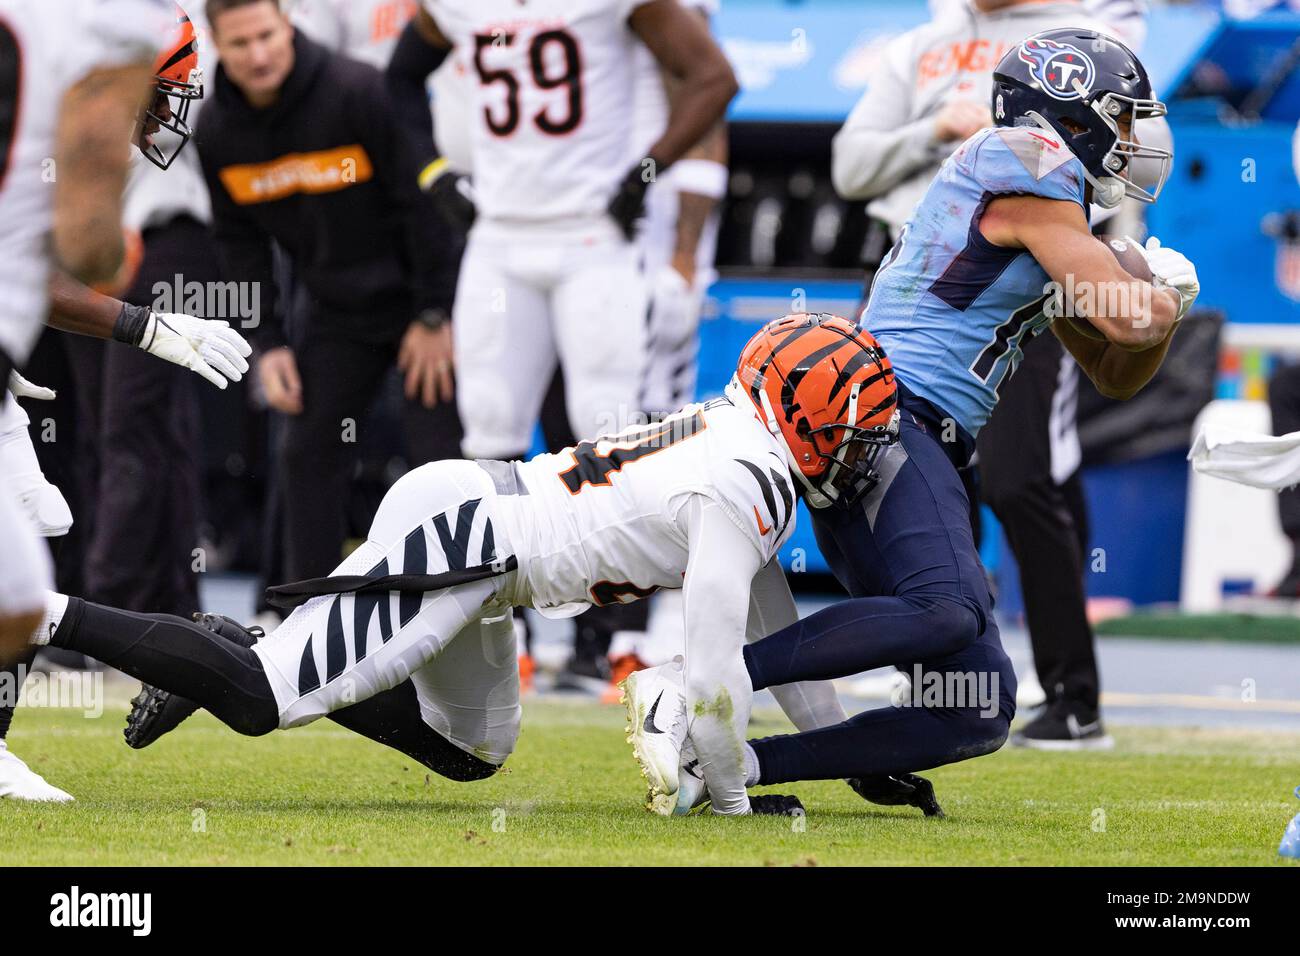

{"left": 608, "top": 162, "right": 653, "bottom": 241}
{"left": 8, "top": 370, "right": 56, "bottom": 402}
{"left": 419, "top": 158, "right": 477, "bottom": 233}
{"left": 140, "top": 312, "right": 252, "bottom": 389}
{"left": 1140, "top": 236, "right": 1199, "bottom": 321}
{"left": 648, "top": 265, "right": 700, "bottom": 349}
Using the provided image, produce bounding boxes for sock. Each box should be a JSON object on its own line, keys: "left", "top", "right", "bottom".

{"left": 0, "top": 647, "right": 35, "bottom": 739}
{"left": 49, "top": 597, "right": 279, "bottom": 737}
{"left": 743, "top": 742, "right": 761, "bottom": 786}
{"left": 29, "top": 592, "right": 68, "bottom": 646}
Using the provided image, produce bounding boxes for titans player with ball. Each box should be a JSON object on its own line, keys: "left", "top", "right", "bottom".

{"left": 643, "top": 29, "right": 1201, "bottom": 816}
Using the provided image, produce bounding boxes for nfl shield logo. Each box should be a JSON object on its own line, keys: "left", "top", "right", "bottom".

{"left": 1277, "top": 240, "right": 1300, "bottom": 302}
{"left": 1018, "top": 37, "right": 1096, "bottom": 101}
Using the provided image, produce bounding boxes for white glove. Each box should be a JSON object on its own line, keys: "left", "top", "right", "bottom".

{"left": 649, "top": 266, "right": 701, "bottom": 349}
{"left": 1141, "top": 236, "right": 1199, "bottom": 321}
{"left": 7, "top": 370, "right": 55, "bottom": 401}
{"left": 140, "top": 312, "right": 252, "bottom": 389}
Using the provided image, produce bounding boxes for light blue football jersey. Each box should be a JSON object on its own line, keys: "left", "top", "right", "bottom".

{"left": 863, "top": 125, "right": 1088, "bottom": 439}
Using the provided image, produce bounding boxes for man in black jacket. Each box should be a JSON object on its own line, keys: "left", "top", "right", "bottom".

{"left": 199, "top": 0, "right": 462, "bottom": 582}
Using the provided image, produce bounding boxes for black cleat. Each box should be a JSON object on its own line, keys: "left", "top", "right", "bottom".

{"left": 749, "top": 794, "right": 805, "bottom": 816}
{"left": 123, "top": 613, "right": 262, "bottom": 750}
{"left": 848, "top": 773, "right": 945, "bottom": 817}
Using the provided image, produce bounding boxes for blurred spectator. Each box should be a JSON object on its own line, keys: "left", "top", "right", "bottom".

{"left": 198, "top": 0, "right": 460, "bottom": 584}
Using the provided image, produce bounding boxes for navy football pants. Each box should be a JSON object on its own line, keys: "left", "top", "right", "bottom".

{"left": 744, "top": 411, "right": 1017, "bottom": 784}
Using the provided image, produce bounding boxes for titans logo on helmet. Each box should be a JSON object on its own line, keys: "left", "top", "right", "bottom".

{"left": 1017, "top": 37, "right": 1096, "bottom": 102}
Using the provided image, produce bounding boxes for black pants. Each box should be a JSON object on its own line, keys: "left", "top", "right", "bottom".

{"left": 64, "top": 216, "right": 210, "bottom": 616}
{"left": 977, "top": 332, "right": 1099, "bottom": 711}
{"left": 278, "top": 331, "right": 463, "bottom": 582}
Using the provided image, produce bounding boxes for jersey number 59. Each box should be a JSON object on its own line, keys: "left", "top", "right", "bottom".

{"left": 473, "top": 29, "right": 583, "bottom": 137}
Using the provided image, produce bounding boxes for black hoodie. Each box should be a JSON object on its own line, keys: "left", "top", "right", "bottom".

{"left": 197, "top": 32, "right": 455, "bottom": 350}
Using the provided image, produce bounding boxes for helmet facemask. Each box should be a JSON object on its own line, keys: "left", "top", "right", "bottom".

{"left": 807, "top": 402, "right": 900, "bottom": 511}
{"left": 1024, "top": 86, "right": 1170, "bottom": 210}
{"left": 139, "top": 66, "right": 203, "bottom": 170}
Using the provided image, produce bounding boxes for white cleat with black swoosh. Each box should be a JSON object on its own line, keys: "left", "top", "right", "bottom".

{"left": 620, "top": 656, "right": 687, "bottom": 815}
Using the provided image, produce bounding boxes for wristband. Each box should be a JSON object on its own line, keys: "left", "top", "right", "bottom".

{"left": 671, "top": 159, "right": 728, "bottom": 201}
{"left": 111, "top": 302, "right": 152, "bottom": 347}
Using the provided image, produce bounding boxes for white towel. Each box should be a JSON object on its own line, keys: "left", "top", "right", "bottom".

{"left": 1189, "top": 423, "right": 1300, "bottom": 490}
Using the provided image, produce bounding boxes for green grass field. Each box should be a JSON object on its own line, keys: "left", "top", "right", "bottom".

{"left": 4, "top": 698, "right": 1298, "bottom": 866}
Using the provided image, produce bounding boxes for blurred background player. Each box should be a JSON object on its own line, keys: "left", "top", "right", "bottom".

{"left": 385, "top": 0, "right": 737, "bottom": 693}
{"left": 0, "top": 4, "right": 251, "bottom": 801}
{"left": 198, "top": 0, "right": 462, "bottom": 595}
{"left": 831, "top": 0, "right": 1166, "bottom": 748}
{"left": 64, "top": 6, "right": 216, "bottom": 622}
{"left": 0, "top": 0, "right": 177, "bottom": 795}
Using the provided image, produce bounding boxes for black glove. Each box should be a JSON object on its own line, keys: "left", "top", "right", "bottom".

{"left": 847, "top": 773, "right": 944, "bottom": 817}
{"left": 422, "top": 162, "right": 477, "bottom": 234}
{"left": 607, "top": 161, "right": 653, "bottom": 241}
{"left": 749, "top": 794, "right": 805, "bottom": 816}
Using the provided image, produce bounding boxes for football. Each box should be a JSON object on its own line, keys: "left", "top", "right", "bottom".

{"left": 1064, "top": 236, "right": 1155, "bottom": 341}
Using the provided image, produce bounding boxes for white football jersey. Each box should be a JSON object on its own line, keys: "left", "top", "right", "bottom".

{"left": 0, "top": 0, "right": 171, "bottom": 364}
{"left": 502, "top": 397, "right": 796, "bottom": 617}
{"left": 424, "top": 0, "right": 651, "bottom": 223}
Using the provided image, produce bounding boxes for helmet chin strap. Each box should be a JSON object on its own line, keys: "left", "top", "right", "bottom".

{"left": 1024, "top": 110, "right": 1125, "bottom": 209}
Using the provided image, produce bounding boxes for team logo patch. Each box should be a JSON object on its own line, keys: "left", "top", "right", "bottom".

{"left": 1018, "top": 37, "right": 1095, "bottom": 101}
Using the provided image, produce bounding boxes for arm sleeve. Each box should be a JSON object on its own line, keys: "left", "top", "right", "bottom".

{"left": 679, "top": 494, "right": 763, "bottom": 815}
{"left": 385, "top": 19, "right": 450, "bottom": 163}
{"left": 830, "top": 33, "right": 944, "bottom": 202}
{"left": 746, "top": 559, "right": 847, "bottom": 732}
{"left": 347, "top": 67, "right": 457, "bottom": 316}
{"left": 200, "top": 148, "right": 284, "bottom": 350}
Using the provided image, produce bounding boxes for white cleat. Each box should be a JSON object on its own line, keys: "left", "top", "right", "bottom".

{"left": 672, "top": 739, "right": 711, "bottom": 816}
{"left": 0, "top": 741, "right": 73, "bottom": 802}
{"left": 620, "top": 656, "right": 686, "bottom": 815}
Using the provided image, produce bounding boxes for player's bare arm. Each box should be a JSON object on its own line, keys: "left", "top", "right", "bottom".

{"left": 46, "top": 271, "right": 251, "bottom": 390}
{"left": 659, "top": 9, "right": 728, "bottom": 286}
{"left": 980, "top": 193, "right": 1179, "bottom": 399}
{"left": 52, "top": 63, "right": 156, "bottom": 285}
{"left": 630, "top": 1, "right": 738, "bottom": 171}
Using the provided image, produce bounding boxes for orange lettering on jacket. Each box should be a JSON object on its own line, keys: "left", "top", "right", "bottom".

{"left": 219, "top": 145, "right": 374, "bottom": 205}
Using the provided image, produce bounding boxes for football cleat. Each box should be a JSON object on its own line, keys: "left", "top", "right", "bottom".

{"left": 0, "top": 740, "right": 73, "bottom": 802}
{"left": 848, "top": 773, "right": 945, "bottom": 817}
{"left": 517, "top": 653, "right": 536, "bottom": 697}
{"left": 620, "top": 656, "right": 687, "bottom": 815}
{"left": 124, "top": 613, "right": 262, "bottom": 750}
{"left": 672, "top": 739, "right": 710, "bottom": 815}
{"left": 748, "top": 794, "right": 805, "bottom": 816}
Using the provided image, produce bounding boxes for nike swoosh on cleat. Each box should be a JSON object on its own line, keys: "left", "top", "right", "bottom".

{"left": 1067, "top": 715, "right": 1101, "bottom": 737}
{"left": 683, "top": 759, "right": 701, "bottom": 779}
{"left": 644, "top": 691, "right": 665, "bottom": 734}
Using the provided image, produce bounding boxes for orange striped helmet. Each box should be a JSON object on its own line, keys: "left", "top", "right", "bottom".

{"left": 731, "top": 313, "right": 898, "bottom": 510}
{"left": 138, "top": 5, "right": 203, "bottom": 170}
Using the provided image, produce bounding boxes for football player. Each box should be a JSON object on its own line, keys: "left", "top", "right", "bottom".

{"left": 16, "top": 317, "right": 893, "bottom": 815}
{"left": 384, "top": 0, "right": 737, "bottom": 464}
{"left": 605, "top": 0, "right": 729, "bottom": 694}
{"left": 640, "top": 30, "right": 1199, "bottom": 816}
{"left": 0, "top": 5, "right": 249, "bottom": 801}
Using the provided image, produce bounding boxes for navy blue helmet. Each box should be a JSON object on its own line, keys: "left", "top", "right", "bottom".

{"left": 991, "top": 28, "right": 1170, "bottom": 209}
